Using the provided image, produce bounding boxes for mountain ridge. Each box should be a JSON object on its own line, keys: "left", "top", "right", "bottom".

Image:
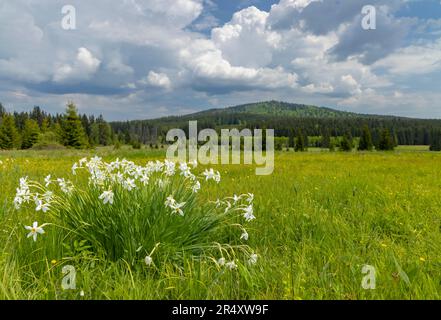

{"left": 149, "top": 100, "right": 411, "bottom": 122}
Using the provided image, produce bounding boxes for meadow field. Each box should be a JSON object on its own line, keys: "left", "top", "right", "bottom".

{"left": 0, "top": 147, "right": 440, "bottom": 300}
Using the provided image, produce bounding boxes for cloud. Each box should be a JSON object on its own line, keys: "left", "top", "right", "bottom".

{"left": 53, "top": 47, "right": 101, "bottom": 83}
{"left": 373, "top": 40, "right": 441, "bottom": 75}
{"left": 140, "top": 71, "right": 172, "bottom": 89}
{"left": 179, "top": 38, "right": 297, "bottom": 93}
{"left": 0, "top": 0, "right": 440, "bottom": 119}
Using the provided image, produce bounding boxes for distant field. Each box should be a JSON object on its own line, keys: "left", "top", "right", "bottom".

{"left": 0, "top": 147, "right": 440, "bottom": 299}
{"left": 395, "top": 145, "right": 431, "bottom": 152}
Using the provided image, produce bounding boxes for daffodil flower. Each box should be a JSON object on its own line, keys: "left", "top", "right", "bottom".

{"left": 243, "top": 205, "right": 256, "bottom": 222}
{"left": 191, "top": 181, "right": 201, "bottom": 193}
{"left": 99, "top": 190, "right": 114, "bottom": 205}
{"left": 25, "top": 222, "right": 46, "bottom": 242}
{"left": 123, "top": 178, "right": 136, "bottom": 191}
{"left": 248, "top": 254, "right": 258, "bottom": 265}
{"left": 44, "top": 175, "right": 52, "bottom": 187}
{"left": 35, "top": 199, "right": 50, "bottom": 213}
{"left": 145, "top": 256, "right": 153, "bottom": 266}
{"left": 203, "top": 168, "right": 220, "bottom": 183}
{"left": 72, "top": 163, "right": 78, "bottom": 175}
{"left": 170, "top": 201, "right": 186, "bottom": 216}
{"left": 190, "top": 159, "right": 198, "bottom": 168}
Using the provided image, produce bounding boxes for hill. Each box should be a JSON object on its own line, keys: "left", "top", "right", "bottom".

{"left": 186, "top": 101, "right": 382, "bottom": 119}
{"left": 110, "top": 101, "right": 441, "bottom": 147}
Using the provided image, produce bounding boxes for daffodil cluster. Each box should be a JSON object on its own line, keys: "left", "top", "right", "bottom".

{"left": 13, "top": 157, "right": 258, "bottom": 269}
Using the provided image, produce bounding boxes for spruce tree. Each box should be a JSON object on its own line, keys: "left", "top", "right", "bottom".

{"left": 358, "top": 125, "right": 373, "bottom": 151}
{"left": 430, "top": 131, "right": 441, "bottom": 151}
{"left": 0, "top": 103, "right": 5, "bottom": 117}
{"left": 339, "top": 132, "right": 353, "bottom": 152}
{"left": 61, "top": 102, "right": 88, "bottom": 149}
{"left": 294, "top": 129, "right": 305, "bottom": 152}
{"left": 0, "top": 114, "right": 20, "bottom": 150}
{"left": 321, "top": 129, "right": 331, "bottom": 149}
{"left": 378, "top": 128, "right": 394, "bottom": 151}
{"left": 288, "top": 129, "right": 295, "bottom": 149}
{"left": 21, "top": 119, "right": 40, "bottom": 149}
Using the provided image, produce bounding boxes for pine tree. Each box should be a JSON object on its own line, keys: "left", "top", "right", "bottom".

{"left": 378, "top": 128, "right": 395, "bottom": 151}
{"left": 294, "top": 129, "right": 306, "bottom": 152}
{"left": 358, "top": 125, "right": 373, "bottom": 151}
{"left": 0, "top": 114, "right": 20, "bottom": 149}
{"left": 321, "top": 129, "right": 331, "bottom": 149}
{"left": 339, "top": 132, "right": 353, "bottom": 152}
{"left": 61, "top": 102, "right": 88, "bottom": 149}
{"left": 91, "top": 115, "right": 112, "bottom": 146}
{"left": 21, "top": 119, "right": 40, "bottom": 149}
{"left": 288, "top": 129, "right": 295, "bottom": 149}
{"left": 0, "top": 103, "right": 6, "bottom": 117}
{"left": 430, "top": 131, "right": 441, "bottom": 151}
{"left": 40, "top": 118, "right": 49, "bottom": 133}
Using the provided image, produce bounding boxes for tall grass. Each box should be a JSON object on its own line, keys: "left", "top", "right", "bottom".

{"left": 0, "top": 149, "right": 440, "bottom": 299}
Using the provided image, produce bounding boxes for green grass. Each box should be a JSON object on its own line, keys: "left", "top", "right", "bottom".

{"left": 0, "top": 147, "right": 440, "bottom": 299}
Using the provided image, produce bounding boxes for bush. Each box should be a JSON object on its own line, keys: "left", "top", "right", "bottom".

{"left": 130, "top": 140, "right": 142, "bottom": 149}
{"left": 32, "top": 131, "right": 65, "bottom": 150}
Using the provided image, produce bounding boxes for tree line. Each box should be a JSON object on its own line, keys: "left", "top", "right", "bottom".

{"left": 2, "top": 101, "right": 441, "bottom": 151}
{"left": 0, "top": 102, "right": 114, "bottom": 150}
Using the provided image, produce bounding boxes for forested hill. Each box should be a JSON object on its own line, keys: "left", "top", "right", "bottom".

{"left": 111, "top": 101, "right": 441, "bottom": 146}
{"left": 178, "top": 101, "right": 388, "bottom": 119}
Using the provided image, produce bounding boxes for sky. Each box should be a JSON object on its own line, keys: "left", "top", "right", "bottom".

{"left": 0, "top": 0, "right": 441, "bottom": 120}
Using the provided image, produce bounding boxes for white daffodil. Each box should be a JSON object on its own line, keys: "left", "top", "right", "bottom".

{"left": 233, "top": 194, "right": 240, "bottom": 203}
{"left": 170, "top": 201, "right": 186, "bottom": 216}
{"left": 57, "top": 178, "right": 73, "bottom": 194}
{"left": 203, "top": 168, "right": 215, "bottom": 181}
{"left": 14, "top": 197, "right": 22, "bottom": 209}
{"left": 240, "top": 231, "right": 249, "bottom": 241}
{"left": 99, "top": 190, "right": 114, "bottom": 205}
{"left": 165, "top": 195, "right": 176, "bottom": 207}
{"left": 140, "top": 174, "right": 150, "bottom": 186}
{"left": 19, "top": 177, "right": 29, "bottom": 190}
{"left": 226, "top": 261, "right": 238, "bottom": 270}
{"left": 157, "top": 179, "right": 165, "bottom": 189}
{"left": 218, "top": 258, "right": 226, "bottom": 266}
{"left": 203, "top": 169, "right": 221, "bottom": 183}
{"left": 179, "top": 162, "right": 189, "bottom": 172}
{"left": 43, "top": 191, "right": 53, "bottom": 202}
{"left": 44, "top": 175, "right": 52, "bottom": 187}
{"left": 190, "top": 159, "right": 198, "bottom": 168}
{"left": 25, "top": 222, "right": 46, "bottom": 242}
{"left": 248, "top": 254, "right": 258, "bottom": 265}
{"left": 213, "top": 171, "right": 221, "bottom": 183}
{"left": 90, "top": 156, "right": 102, "bottom": 163}
{"left": 35, "top": 199, "right": 50, "bottom": 213}
{"left": 79, "top": 157, "right": 88, "bottom": 166}
{"left": 123, "top": 178, "right": 136, "bottom": 191}
{"left": 191, "top": 181, "right": 201, "bottom": 193}
{"left": 164, "top": 160, "right": 176, "bottom": 176}
{"left": 144, "top": 256, "right": 153, "bottom": 266}
{"left": 243, "top": 205, "right": 256, "bottom": 222}
{"left": 72, "top": 163, "right": 78, "bottom": 175}
{"left": 224, "top": 201, "right": 232, "bottom": 214}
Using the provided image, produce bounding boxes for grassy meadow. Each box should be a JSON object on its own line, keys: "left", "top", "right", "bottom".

{"left": 0, "top": 147, "right": 440, "bottom": 300}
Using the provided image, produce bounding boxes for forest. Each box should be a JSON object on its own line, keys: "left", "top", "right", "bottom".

{"left": 2, "top": 100, "right": 441, "bottom": 151}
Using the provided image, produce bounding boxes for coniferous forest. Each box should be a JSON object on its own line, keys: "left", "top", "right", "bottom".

{"left": 2, "top": 100, "right": 441, "bottom": 151}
